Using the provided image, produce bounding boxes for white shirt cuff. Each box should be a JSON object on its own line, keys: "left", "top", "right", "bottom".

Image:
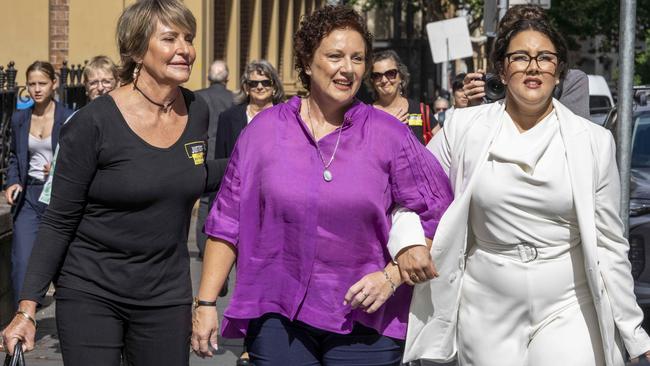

{"left": 387, "top": 207, "right": 426, "bottom": 260}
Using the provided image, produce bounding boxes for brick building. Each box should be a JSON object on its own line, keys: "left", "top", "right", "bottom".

{"left": 1, "top": 0, "right": 326, "bottom": 93}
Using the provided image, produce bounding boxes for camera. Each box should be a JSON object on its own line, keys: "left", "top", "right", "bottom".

{"left": 483, "top": 73, "right": 506, "bottom": 102}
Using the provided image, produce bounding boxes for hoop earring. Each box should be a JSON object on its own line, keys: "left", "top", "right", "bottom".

{"left": 133, "top": 63, "right": 142, "bottom": 84}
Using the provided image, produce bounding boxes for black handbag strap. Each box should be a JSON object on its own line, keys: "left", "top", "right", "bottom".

{"left": 3, "top": 342, "right": 25, "bottom": 366}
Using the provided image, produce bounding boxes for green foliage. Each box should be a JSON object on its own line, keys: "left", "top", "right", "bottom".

{"left": 546, "top": 0, "right": 650, "bottom": 84}
{"left": 636, "top": 29, "right": 650, "bottom": 85}
{"left": 351, "top": 0, "right": 650, "bottom": 83}
{"left": 347, "top": 0, "right": 484, "bottom": 32}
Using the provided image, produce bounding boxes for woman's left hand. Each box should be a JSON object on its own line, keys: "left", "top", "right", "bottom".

{"left": 396, "top": 108, "right": 409, "bottom": 124}
{"left": 344, "top": 270, "right": 395, "bottom": 314}
{"left": 629, "top": 350, "right": 650, "bottom": 364}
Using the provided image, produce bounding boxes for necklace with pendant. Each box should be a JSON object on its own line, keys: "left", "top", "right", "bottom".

{"left": 306, "top": 99, "right": 343, "bottom": 182}
{"left": 133, "top": 80, "right": 178, "bottom": 113}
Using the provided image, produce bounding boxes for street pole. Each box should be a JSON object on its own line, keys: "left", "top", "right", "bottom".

{"left": 617, "top": 0, "right": 637, "bottom": 237}
{"left": 441, "top": 39, "right": 449, "bottom": 92}
{"left": 498, "top": 0, "right": 509, "bottom": 22}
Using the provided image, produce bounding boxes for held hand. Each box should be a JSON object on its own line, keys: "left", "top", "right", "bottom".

{"left": 1, "top": 307, "right": 37, "bottom": 355}
{"left": 43, "top": 163, "right": 51, "bottom": 178}
{"left": 463, "top": 70, "right": 486, "bottom": 107}
{"left": 4, "top": 184, "right": 22, "bottom": 205}
{"left": 191, "top": 306, "right": 219, "bottom": 358}
{"left": 344, "top": 269, "right": 398, "bottom": 314}
{"left": 396, "top": 245, "right": 438, "bottom": 286}
{"left": 629, "top": 350, "right": 650, "bottom": 364}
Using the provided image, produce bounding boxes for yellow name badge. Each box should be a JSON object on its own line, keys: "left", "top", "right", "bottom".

{"left": 407, "top": 114, "right": 423, "bottom": 126}
{"left": 184, "top": 141, "right": 207, "bottom": 166}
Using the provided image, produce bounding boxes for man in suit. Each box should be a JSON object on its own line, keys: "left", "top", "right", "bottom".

{"left": 195, "top": 60, "right": 234, "bottom": 261}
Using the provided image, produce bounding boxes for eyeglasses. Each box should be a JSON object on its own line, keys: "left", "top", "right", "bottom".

{"left": 434, "top": 107, "right": 447, "bottom": 112}
{"left": 370, "top": 69, "right": 399, "bottom": 82}
{"left": 505, "top": 51, "right": 559, "bottom": 72}
{"left": 87, "top": 78, "right": 116, "bottom": 88}
{"left": 246, "top": 79, "right": 273, "bottom": 88}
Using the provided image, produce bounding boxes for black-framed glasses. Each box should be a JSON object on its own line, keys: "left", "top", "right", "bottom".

{"left": 246, "top": 79, "right": 273, "bottom": 88}
{"left": 505, "top": 51, "right": 559, "bottom": 72}
{"left": 370, "top": 69, "right": 399, "bottom": 82}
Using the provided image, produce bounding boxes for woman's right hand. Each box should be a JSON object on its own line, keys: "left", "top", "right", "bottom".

{"left": 4, "top": 184, "right": 23, "bottom": 205}
{"left": 191, "top": 306, "right": 219, "bottom": 358}
{"left": 463, "top": 71, "right": 487, "bottom": 106}
{"left": 1, "top": 301, "right": 38, "bottom": 355}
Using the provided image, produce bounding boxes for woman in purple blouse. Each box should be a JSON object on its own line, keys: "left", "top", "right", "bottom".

{"left": 191, "top": 5, "right": 453, "bottom": 365}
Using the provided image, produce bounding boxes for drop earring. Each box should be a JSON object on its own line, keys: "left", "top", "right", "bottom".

{"left": 133, "top": 63, "right": 142, "bottom": 84}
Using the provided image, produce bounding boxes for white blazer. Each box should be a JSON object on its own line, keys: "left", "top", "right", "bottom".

{"left": 389, "top": 100, "right": 650, "bottom": 365}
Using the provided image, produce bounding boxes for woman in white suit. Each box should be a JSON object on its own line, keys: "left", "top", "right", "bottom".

{"left": 389, "top": 6, "right": 650, "bottom": 366}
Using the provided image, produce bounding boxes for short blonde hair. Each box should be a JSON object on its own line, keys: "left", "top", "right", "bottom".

{"left": 83, "top": 55, "right": 118, "bottom": 84}
{"left": 116, "top": 0, "right": 196, "bottom": 84}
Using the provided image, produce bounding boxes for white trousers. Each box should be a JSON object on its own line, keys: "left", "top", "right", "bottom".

{"left": 457, "top": 242, "right": 605, "bottom": 366}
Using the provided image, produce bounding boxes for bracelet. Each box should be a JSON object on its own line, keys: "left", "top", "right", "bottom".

{"left": 193, "top": 297, "right": 217, "bottom": 309}
{"left": 16, "top": 310, "right": 37, "bottom": 328}
{"left": 382, "top": 269, "right": 397, "bottom": 296}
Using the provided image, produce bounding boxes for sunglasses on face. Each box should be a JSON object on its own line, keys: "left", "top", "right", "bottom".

{"left": 370, "top": 69, "right": 399, "bottom": 82}
{"left": 246, "top": 79, "right": 273, "bottom": 88}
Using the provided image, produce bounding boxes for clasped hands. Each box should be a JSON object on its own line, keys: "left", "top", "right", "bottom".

{"left": 394, "top": 244, "right": 438, "bottom": 286}
{"left": 343, "top": 244, "right": 437, "bottom": 314}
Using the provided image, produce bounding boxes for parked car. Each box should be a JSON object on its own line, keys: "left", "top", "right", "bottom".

{"left": 589, "top": 74, "right": 615, "bottom": 126}
{"left": 604, "top": 86, "right": 650, "bottom": 324}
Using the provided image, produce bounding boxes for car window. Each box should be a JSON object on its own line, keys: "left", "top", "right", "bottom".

{"left": 632, "top": 113, "right": 650, "bottom": 168}
{"left": 590, "top": 95, "right": 612, "bottom": 114}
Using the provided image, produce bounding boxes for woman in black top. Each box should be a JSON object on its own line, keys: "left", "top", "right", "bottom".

{"left": 367, "top": 50, "right": 440, "bottom": 144}
{"left": 1, "top": 1, "right": 217, "bottom": 365}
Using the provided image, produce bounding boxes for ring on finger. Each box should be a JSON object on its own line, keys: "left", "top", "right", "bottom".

{"left": 410, "top": 273, "right": 419, "bottom": 281}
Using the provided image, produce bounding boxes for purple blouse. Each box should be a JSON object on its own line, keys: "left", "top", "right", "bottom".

{"left": 205, "top": 96, "right": 453, "bottom": 339}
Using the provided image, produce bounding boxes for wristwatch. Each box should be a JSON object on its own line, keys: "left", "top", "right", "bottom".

{"left": 193, "top": 297, "right": 217, "bottom": 309}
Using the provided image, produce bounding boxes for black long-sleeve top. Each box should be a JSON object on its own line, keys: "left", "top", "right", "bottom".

{"left": 20, "top": 88, "right": 220, "bottom": 306}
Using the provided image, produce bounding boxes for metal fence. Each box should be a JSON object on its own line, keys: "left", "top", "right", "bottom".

{"left": 0, "top": 60, "right": 88, "bottom": 188}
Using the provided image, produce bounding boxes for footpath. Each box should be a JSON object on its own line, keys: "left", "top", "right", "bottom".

{"left": 6, "top": 216, "right": 243, "bottom": 366}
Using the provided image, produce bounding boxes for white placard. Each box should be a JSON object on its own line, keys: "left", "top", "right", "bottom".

{"left": 509, "top": 0, "right": 551, "bottom": 9}
{"left": 426, "top": 17, "right": 474, "bottom": 64}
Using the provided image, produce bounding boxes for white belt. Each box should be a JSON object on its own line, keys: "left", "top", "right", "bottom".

{"left": 473, "top": 237, "right": 576, "bottom": 263}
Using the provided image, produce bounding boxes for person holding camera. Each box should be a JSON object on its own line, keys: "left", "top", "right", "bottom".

{"left": 463, "top": 67, "right": 589, "bottom": 119}
{"left": 390, "top": 4, "right": 650, "bottom": 365}
{"left": 461, "top": 6, "right": 590, "bottom": 119}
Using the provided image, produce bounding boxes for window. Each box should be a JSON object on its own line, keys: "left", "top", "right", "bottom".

{"left": 632, "top": 113, "right": 650, "bottom": 168}
{"left": 590, "top": 95, "right": 612, "bottom": 115}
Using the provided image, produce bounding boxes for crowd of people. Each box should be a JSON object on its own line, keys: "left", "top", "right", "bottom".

{"left": 1, "top": 1, "right": 649, "bottom": 366}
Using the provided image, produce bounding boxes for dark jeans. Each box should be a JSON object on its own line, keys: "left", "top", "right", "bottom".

{"left": 55, "top": 287, "right": 191, "bottom": 366}
{"left": 245, "top": 313, "right": 405, "bottom": 366}
{"left": 11, "top": 182, "right": 46, "bottom": 305}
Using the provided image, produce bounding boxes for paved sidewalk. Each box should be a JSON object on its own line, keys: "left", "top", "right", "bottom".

{"left": 3, "top": 216, "right": 456, "bottom": 366}
{"left": 4, "top": 216, "right": 242, "bottom": 366}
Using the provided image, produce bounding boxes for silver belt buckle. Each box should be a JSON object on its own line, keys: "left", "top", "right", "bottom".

{"left": 516, "top": 243, "right": 538, "bottom": 263}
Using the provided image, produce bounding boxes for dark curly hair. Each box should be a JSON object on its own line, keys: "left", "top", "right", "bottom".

{"left": 490, "top": 5, "right": 568, "bottom": 80}
{"left": 293, "top": 5, "right": 373, "bottom": 91}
